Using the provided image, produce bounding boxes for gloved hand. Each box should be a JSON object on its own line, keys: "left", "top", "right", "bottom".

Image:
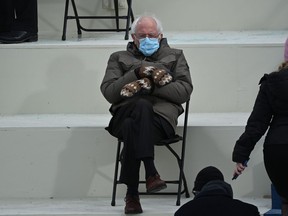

{"left": 152, "top": 68, "right": 173, "bottom": 86}
{"left": 134, "top": 65, "right": 156, "bottom": 79}
{"left": 120, "top": 78, "right": 152, "bottom": 97}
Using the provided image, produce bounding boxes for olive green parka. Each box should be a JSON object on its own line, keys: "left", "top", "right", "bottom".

{"left": 100, "top": 38, "right": 193, "bottom": 130}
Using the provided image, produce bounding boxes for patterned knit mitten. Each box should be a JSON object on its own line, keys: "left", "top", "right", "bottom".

{"left": 134, "top": 66, "right": 156, "bottom": 79}
{"left": 120, "top": 78, "right": 152, "bottom": 97}
{"left": 152, "top": 69, "right": 173, "bottom": 86}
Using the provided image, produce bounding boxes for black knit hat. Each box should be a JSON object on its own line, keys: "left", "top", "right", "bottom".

{"left": 193, "top": 166, "right": 224, "bottom": 192}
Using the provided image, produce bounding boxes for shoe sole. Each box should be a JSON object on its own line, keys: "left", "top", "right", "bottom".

{"left": 0, "top": 35, "right": 38, "bottom": 44}
{"left": 125, "top": 210, "right": 143, "bottom": 214}
{"left": 147, "top": 184, "right": 167, "bottom": 193}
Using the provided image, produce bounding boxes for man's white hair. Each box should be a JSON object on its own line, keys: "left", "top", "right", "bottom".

{"left": 130, "top": 15, "right": 163, "bottom": 35}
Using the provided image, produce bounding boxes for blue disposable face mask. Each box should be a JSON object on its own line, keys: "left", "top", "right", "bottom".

{"left": 138, "top": 37, "right": 160, "bottom": 56}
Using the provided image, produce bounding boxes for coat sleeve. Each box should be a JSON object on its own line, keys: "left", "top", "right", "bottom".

{"left": 232, "top": 82, "right": 273, "bottom": 163}
{"left": 151, "top": 50, "right": 193, "bottom": 104}
{"left": 100, "top": 52, "right": 138, "bottom": 104}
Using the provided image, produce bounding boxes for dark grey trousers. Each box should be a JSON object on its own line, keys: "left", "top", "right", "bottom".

{"left": 0, "top": 0, "right": 38, "bottom": 33}
{"left": 106, "top": 97, "right": 174, "bottom": 185}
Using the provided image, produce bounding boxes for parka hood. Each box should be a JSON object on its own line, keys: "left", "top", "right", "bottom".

{"left": 194, "top": 180, "right": 233, "bottom": 200}
{"left": 267, "top": 68, "right": 288, "bottom": 101}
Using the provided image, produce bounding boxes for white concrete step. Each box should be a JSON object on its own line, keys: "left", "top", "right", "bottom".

{"left": 0, "top": 197, "right": 271, "bottom": 216}
{"left": 0, "top": 31, "right": 287, "bottom": 115}
{"left": 0, "top": 113, "right": 271, "bottom": 199}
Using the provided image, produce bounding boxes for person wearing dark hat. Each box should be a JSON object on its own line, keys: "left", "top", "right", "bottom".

{"left": 0, "top": 0, "right": 38, "bottom": 43}
{"left": 174, "top": 166, "right": 260, "bottom": 216}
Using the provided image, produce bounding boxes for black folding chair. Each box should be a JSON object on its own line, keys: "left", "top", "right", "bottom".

{"left": 62, "top": 0, "right": 134, "bottom": 40}
{"left": 111, "top": 99, "right": 191, "bottom": 206}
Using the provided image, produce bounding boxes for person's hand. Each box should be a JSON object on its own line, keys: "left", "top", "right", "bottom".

{"left": 152, "top": 68, "right": 173, "bottom": 86}
{"left": 233, "top": 162, "right": 246, "bottom": 178}
{"left": 135, "top": 66, "right": 156, "bottom": 78}
{"left": 120, "top": 78, "right": 152, "bottom": 97}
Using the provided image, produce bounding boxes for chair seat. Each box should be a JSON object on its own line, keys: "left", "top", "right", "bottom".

{"left": 156, "top": 135, "right": 183, "bottom": 146}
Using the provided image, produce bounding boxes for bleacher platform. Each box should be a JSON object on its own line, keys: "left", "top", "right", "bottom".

{"left": 0, "top": 0, "right": 288, "bottom": 215}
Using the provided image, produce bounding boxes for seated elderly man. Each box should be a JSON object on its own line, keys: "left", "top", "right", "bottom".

{"left": 101, "top": 15, "right": 193, "bottom": 214}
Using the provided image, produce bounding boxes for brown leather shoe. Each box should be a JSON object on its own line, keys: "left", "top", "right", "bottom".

{"left": 146, "top": 174, "right": 167, "bottom": 193}
{"left": 124, "top": 194, "right": 143, "bottom": 214}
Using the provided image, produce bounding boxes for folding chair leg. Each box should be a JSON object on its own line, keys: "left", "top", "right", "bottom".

{"left": 71, "top": 0, "right": 82, "bottom": 35}
{"left": 176, "top": 173, "right": 183, "bottom": 206}
{"left": 129, "top": 0, "right": 134, "bottom": 21}
{"left": 62, "top": 0, "right": 70, "bottom": 40}
{"left": 178, "top": 106, "right": 190, "bottom": 201}
{"left": 113, "top": 0, "right": 120, "bottom": 31}
{"left": 182, "top": 172, "right": 190, "bottom": 198}
{"left": 176, "top": 166, "right": 190, "bottom": 205}
{"left": 165, "top": 143, "right": 190, "bottom": 205}
{"left": 124, "top": 0, "right": 133, "bottom": 40}
{"left": 111, "top": 141, "right": 122, "bottom": 206}
{"left": 176, "top": 183, "right": 181, "bottom": 206}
